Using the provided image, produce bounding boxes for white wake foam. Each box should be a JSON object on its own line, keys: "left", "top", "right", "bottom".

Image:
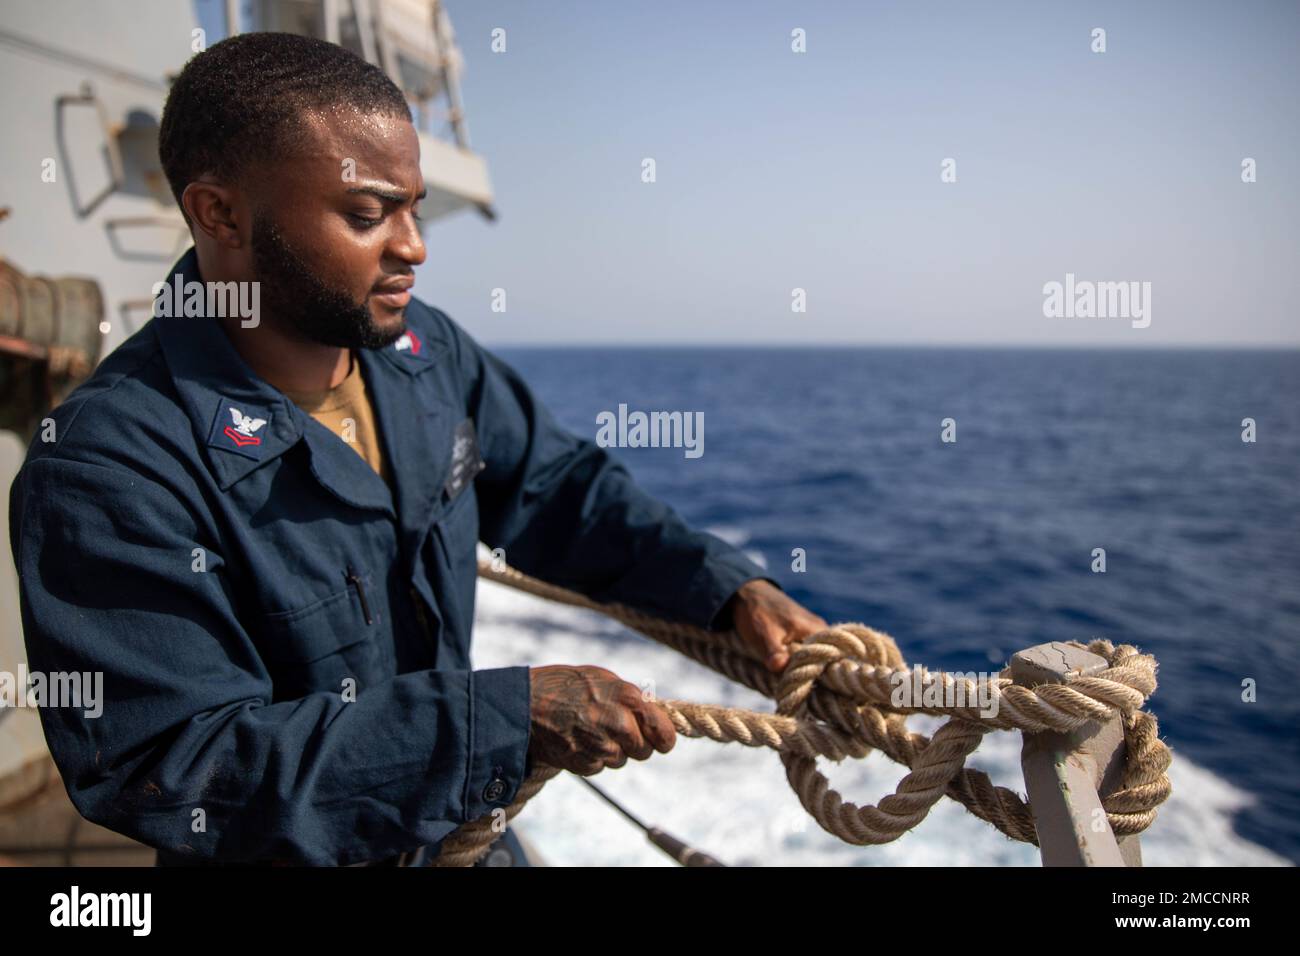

{"left": 471, "top": 574, "right": 1290, "bottom": 867}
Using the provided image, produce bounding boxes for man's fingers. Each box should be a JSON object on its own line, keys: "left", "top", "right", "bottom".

{"left": 794, "top": 613, "right": 829, "bottom": 639}
{"left": 603, "top": 747, "right": 629, "bottom": 770}
{"left": 752, "top": 621, "right": 790, "bottom": 671}
{"left": 754, "top": 612, "right": 829, "bottom": 671}
{"left": 630, "top": 697, "right": 676, "bottom": 753}
{"left": 613, "top": 712, "right": 651, "bottom": 762}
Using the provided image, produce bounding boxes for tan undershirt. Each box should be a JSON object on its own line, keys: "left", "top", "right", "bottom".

{"left": 282, "top": 351, "right": 393, "bottom": 490}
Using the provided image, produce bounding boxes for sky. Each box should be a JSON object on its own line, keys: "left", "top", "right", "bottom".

{"left": 226, "top": 0, "right": 1300, "bottom": 346}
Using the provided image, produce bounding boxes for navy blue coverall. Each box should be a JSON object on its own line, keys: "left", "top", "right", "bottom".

{"left": 8, "top": 248, "right": 770, "bottom": 866}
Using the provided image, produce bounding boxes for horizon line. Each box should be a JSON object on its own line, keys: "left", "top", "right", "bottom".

{"left": 478, "top": 341, "right": 1300, "bottom": 351}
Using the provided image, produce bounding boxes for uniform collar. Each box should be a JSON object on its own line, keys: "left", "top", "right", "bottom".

{"left": 367, "top": 316, "right": 449, "bottom": 377}
{"left": 153, "top": 248, "right": 450, "bottom": 519}
{"left": 153, "top": 248, "right": 304, "bottom": 493}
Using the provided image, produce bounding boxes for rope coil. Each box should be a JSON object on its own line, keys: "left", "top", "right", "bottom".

{"left": 430, "top": 563, "right": 1173, "bottom": 866}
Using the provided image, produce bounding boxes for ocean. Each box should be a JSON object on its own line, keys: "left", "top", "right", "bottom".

{"left": 471, "top": 347, "right": 1299, "bottom": 866}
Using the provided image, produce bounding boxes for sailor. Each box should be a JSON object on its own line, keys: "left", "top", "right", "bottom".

{"left": 7, "top": 33, "right": 826, "bottom": 866}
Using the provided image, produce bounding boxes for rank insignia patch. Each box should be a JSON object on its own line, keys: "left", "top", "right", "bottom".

{"left": 208, "top": 398, "right": 272, "bottom": 461}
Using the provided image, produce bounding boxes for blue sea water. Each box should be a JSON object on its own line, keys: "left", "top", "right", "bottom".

{"left": 493, "top": 346, "right": 1300, "bottom": 864}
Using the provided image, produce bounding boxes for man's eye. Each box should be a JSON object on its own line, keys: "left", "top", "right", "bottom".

{"left": 348, "top": 213, "right": 383, "bottom": 227}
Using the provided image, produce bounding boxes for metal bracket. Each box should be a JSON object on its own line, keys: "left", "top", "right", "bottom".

{"left": 55, "top": 83, "right": 126, "bottom": 219}
{"left": 1010, "top": 641, "right": 1142, "bottom": 867}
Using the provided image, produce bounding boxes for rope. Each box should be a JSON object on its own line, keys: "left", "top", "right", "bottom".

{"left": 429, "top": 562, "right": 1173, "bottom": 866}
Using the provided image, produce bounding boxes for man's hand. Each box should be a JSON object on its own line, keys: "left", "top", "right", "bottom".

{"left": 528, "top": 665, "right": 676, "bottom": 775}
{"left": 725, "top": 579, "right": 828, "bottom": 673}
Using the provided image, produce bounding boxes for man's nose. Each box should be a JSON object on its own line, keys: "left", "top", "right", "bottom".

{"left": 388, "top": 214, "right": 427, "bottom": 268}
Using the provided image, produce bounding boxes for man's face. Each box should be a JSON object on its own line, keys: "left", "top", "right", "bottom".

{"left": 246, "top": 110, "right": 426, "bottom": 350}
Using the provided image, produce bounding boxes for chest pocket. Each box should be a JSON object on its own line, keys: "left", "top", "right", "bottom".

{"left": 257, "top": 564, "right": 390, "bottom": 701}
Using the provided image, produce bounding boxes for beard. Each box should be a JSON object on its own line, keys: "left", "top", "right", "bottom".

{"left": 249, "top": 211, "right": 406, "bottom": 351}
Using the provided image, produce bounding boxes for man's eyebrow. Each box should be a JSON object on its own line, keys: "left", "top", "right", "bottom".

{"left": 346, "top": 183, "right": 428, "bottom": 203}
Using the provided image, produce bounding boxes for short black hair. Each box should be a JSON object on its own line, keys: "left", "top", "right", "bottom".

{"left": 159, "top": 32, "right": 412, "bottom": 210}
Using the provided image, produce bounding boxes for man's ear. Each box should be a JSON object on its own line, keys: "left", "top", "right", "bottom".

{"left": 180, "top": 180, "right": 244, "bottom": 249}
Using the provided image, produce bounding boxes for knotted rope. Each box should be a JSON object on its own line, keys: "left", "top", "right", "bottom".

{"left": 430, "top": 562, "right": 1172, "bottom": 866}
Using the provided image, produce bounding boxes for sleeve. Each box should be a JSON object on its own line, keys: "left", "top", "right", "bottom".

{"left": 440, "top": 315, "right": 778, "bottom": 630}
{"left": 8, "top": 455, "right": 527, "bottom": 866}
